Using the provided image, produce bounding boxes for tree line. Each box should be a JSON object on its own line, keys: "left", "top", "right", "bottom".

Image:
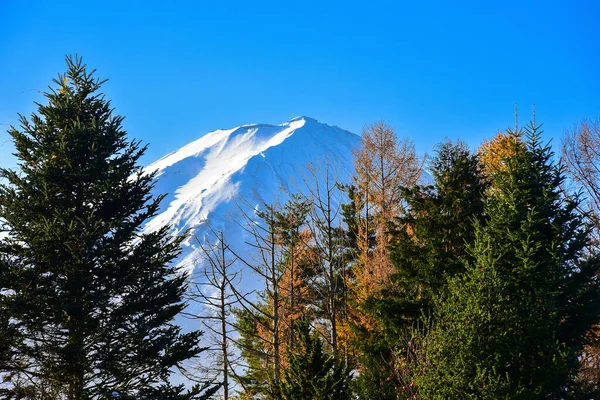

{"left": 1, "top": 57, "right": 600, "bottom": 399}
{"left": 194, "top": 114, "right": 600, "bottom": 400}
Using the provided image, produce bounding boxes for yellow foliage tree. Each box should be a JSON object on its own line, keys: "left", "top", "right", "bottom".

{"left": 351, "top": 122, "right": 422, "bottom": 301}
{"left": 350, "top": 122, "right": 422, "bottom": 307}
{"left": 478, "top": 130, "right": 524, "bottom": 179}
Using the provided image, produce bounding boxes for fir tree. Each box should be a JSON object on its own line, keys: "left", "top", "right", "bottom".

{"left": 418, "top": 124, "right": 600, "bottom": 398}
{"left": 391, "top": 139, "right": 488, "bottom": 310}
{"left": 279, "top": 320, "right": 350, "bottom": 400}
{"left": 0, "top": 56, "right": 218, "bottom": 399}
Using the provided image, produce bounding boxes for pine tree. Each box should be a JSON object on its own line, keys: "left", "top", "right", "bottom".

{"left": 230, "top": 201, "right": 287, "bottom": 399}
{"left": 0, "top": 56, "right": 218, "bottom": 399}
{"left": 279, "top": 320, "right": 350, "bottom": 400}
{"left": 417, "top": 123, "right": 600, "bottom": 398}
{"left": 303, "top": 161, "right": 348, "bottom": 364}
{"left": 272, "top": 195, "right": 313, "bottom": 355}
{"left": 233, "top": 196, "right": 321, "bottom": 399}
{"left": 0, "top": 253, "right": 22, "bottom": 397}
{"left": 276, "top": 228, "right": 317, "bottom": 362}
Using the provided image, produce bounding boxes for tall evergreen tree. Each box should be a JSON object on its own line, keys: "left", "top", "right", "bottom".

{"left": 303, "top": 162, "right": 348, "bottom": 364}
{"left": 0, "top": 56, "right": 218, "bottom": 399}
{"left": 229, "top": 202, "right": 287, "bottom": 399}
{"left": 418, "top": 124, "right": 600, "bottom": 398}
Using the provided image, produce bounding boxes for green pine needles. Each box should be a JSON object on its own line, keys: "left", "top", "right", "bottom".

{"left": 417, "top": 123, "right": 600, "bottom": 399}
{"left": 0, "top": 56, "right": 218, "bottom": 399}
{"left": 279, "top": 320, "right": 350, "bottom": 400}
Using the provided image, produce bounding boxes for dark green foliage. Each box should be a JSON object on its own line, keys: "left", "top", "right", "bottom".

{"left": 348, "top": 321, "right": 400, "bottom": 400}
{"left": 391, "top": 139, "right": 488, "bottom": 311}
{"left": 138, "top": 381, "right": 220, "bottom": 400}
{"left": 272, "top": 194, "right": 311, "bottom": 249}
{"left": 418, "top": 125, "right": 600, "bottom": 398}
{"left": 0, "top": 253, "right": 19, "bottom": 373}
{"left": 349, "top": 293, "right": 424, "bottom": 400}
{"left": 0, "top": 56, "right": 216, "bottom": 399}
{"left": 279, "top": 320, "right": 350, "bottom": 400}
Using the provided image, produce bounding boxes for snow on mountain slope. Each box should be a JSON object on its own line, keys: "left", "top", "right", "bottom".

{"left": 143, "top": 116, "right": 361, "bottom": 277}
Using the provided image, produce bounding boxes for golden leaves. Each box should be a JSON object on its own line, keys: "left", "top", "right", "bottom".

{"left": 478, "top": 131, "right": 523, "bottom": 178}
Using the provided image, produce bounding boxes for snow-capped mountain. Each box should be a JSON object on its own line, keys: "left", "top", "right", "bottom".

{"left": 143, "top": 116, "right": 361, "bottom": 276}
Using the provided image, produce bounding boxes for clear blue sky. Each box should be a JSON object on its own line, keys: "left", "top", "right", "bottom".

{"left": 1, "top": 0, "right": 598, "bottom": 168}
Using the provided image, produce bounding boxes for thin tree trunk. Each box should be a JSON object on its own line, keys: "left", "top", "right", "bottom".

{"left": 220, "top": 233, "right": 229, "bottom": 400}
{"left": 271, "top": 211, "right": 281, "bottom": 387}
{"left": 326, "top": 172, "right": 338, "bottom": 363}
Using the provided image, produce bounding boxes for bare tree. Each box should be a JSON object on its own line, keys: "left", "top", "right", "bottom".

{"left": 300, "top": 160, "right": 350, "bottom": 365}
{"left": 561, "top": 119, "right": 600, "bottom": 391}
{"left": 226, "top": 201, "right": 286, "bottom": 397}
{"left": 562, "top": 119, "right": 600, "bottom": 244}
{"left": 186, "top": 229, "right": 245, "bottom": 400}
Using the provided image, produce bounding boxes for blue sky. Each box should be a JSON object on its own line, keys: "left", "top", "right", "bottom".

{"left": 1, "top": 0, "right": 598, "bottom": 167}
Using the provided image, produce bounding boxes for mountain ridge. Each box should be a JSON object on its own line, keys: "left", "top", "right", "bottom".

{"left": 142, "top": 116, "right": 361, "bottom": 275}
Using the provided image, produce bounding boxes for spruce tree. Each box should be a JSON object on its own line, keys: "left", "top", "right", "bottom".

{"left": 0, "top": 56, "right": 218, "bottom": 399}
{"left": 418, "top": 124, "right": 600, "bottom": 398}
{"left": 279, "top": 320, "right": 350, "bottom": 400}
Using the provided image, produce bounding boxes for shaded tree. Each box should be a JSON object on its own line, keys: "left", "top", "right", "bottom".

{"left": 392, "top": 139, "right": 488, "bottom": 310}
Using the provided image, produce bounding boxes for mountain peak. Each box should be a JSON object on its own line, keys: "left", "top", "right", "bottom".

{"left": 286, "top": 115, "right": 317, "bottom": 123}
{"left": 143, "top": 117, "right": 360, "bottom": 273}
{"left": 237, "top": 116, "right": 315, "bottom": 130}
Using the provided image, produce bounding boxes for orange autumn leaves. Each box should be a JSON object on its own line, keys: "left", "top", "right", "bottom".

{"left": 351, "top": 122, "right": 422, "bottom": 302}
